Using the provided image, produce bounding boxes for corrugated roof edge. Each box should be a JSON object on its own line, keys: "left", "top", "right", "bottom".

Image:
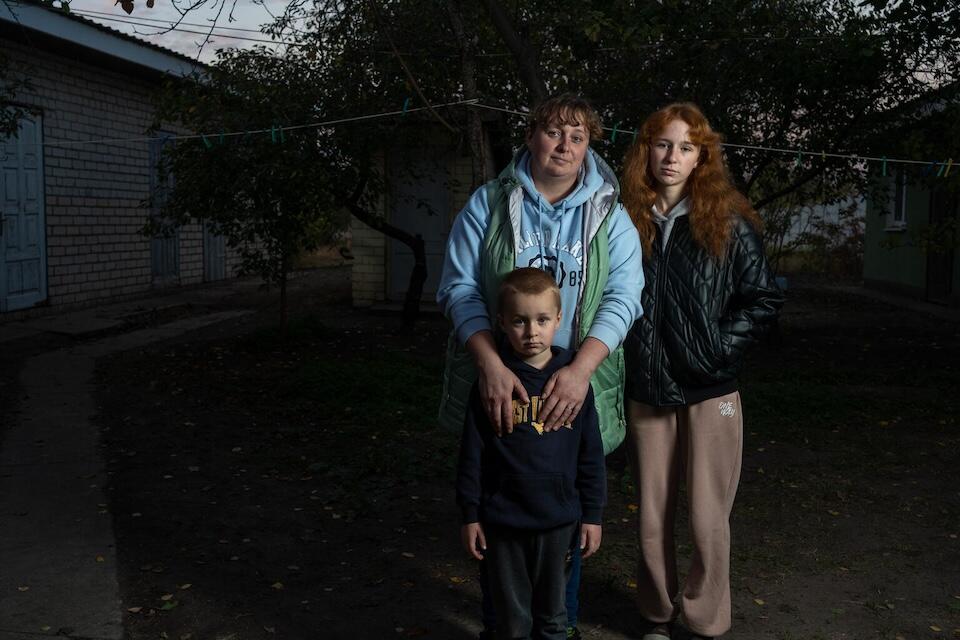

{"left": 4, "top": 0, "right": 211, "bottom": 73}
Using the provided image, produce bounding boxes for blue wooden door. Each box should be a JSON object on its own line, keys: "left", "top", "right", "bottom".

{"left": 1, "top": 114, "right": 47, "bottom": 312}
{"left": 149, "top": 134, "right": 179, "bottom": 286}
{"left": 203, "top": 222, "right": 226, "bottom": 281}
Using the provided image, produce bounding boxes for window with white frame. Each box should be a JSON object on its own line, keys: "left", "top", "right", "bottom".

{"left": 886, "top": 169, "right": 908, "bottom": 230}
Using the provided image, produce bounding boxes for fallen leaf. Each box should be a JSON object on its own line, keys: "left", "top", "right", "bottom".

{"left": 264, "top": 627, "right": 276, "bottom": 634}
{"left": 271, "top": 582, "right": 284, "bottom": 590}
{"left": 160, "top": 594, "right": 174, "bottom": 601}
{"left": 827, "top": 510, "right": 840, "bottom": 516}
{"left": 127, "top": 607, "right": 142, "bottom": 613}
{"left": 626, "top": 504, "right": 638, "bottom": 512}
{"left": 450, "top": 576, "right": 466, "bottom": 584}
{"left": 178, "top": 583, "right": 192, "bottom": 590}
{"left": 95, "top": 555, "right": 105, "bottom": 563}
{"left": 627, "top": 580, "right": 637, "bottom": 589}
{"left": 40, "top": 626, "right": 51, "bottom": 632}
{"left": 930, "top": 625, "right": 941, "bottom": 632}
{"left": 401, "top": 552, "right": 415, "bottom": 558}
{"left": 754, "top": 598, "right": 765, "bottom": 606}
{"left": 17, "top": 586, "right": 29, "bottom": 592}
{"left": 160, "top": 600, "right": 178, "bottom": 611}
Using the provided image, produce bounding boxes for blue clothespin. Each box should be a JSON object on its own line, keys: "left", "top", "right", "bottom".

{"left": 201, "top": 134, "right": 213, "bottom": 149}
{"left": 881, "top": 156, "right": 887, "bottom": 177}
{"left": 402, "top": 97, "right": 411, "bottom": 116}
{"left": 922, "top": 161, "right": 936, "bottom": 177}
{"left": 218, "top": 132, "right": 225, "bottom": 145}
{"left": 611, "top": 122, "right": 620, "bottom": 143}
{"left": 936, "top": 160, "right": 946, "bottom": 178}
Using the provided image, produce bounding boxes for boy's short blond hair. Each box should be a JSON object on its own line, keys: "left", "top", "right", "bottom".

{"left": 526, "top": 93, "right": 603, "bottom": 141}
{"left": 498, "top": 267, "right": 561, "bottom": 314}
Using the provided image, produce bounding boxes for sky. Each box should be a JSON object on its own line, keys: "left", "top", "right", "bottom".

{"left": 63, "top": 0, "right": 293, "bottom": 63}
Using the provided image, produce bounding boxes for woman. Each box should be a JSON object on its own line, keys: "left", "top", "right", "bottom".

{"left": 620, "top": 103, "right": 784, "bottom": 640}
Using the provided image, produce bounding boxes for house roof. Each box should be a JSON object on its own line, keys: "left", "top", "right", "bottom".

{"left": 0, "top": 0, "right": 207, "bottom": 77}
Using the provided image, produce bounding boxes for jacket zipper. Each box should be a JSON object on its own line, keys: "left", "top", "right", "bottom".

{"left": 651, "top": 224, "right": 675, "bottom": 405}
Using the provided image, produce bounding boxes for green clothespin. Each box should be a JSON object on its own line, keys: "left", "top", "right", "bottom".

{"left": 937, "top": 160, "right": 946, "bottom": 178}
{"left": 610, "top": 122, "right": 620, "bottom": 143}
{"left": 402, "top": 97, "right": 411, "bottom": 116}
{"left": 632, "top": 129, "right": 638, "bottom": 143}
{"left": 794, "top": 151, "right": 803, "bottom": 169}
{"left": 201, "top": 134, "right": 213, "bottom": 149}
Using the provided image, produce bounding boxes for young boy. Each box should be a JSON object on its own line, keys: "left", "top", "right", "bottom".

{"left": 456, "top": 267, "right": 606, "bottom": 640}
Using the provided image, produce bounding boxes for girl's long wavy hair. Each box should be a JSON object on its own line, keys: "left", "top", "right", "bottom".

{"left": 621, "top": 102, "right": 762, "bottom": 259}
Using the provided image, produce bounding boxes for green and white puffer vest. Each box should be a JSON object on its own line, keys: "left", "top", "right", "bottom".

{"left": 438, "top": 151, "right": 626, "bottom": 455}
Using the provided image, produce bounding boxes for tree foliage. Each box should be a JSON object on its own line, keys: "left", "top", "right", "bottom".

{"left": 150, "top": 0, "right": 960, "bottom": 322}
{"left": 148, "top": 47, "right": 353, "bottom": 328}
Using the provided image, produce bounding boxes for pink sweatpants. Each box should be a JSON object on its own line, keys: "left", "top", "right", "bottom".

{"left": 626, "top": 391, "right": 743, "bottom": 638}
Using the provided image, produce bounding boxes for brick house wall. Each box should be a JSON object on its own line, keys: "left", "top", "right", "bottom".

{"left": 1, "top": 32, "right": 241, "bottom": 321}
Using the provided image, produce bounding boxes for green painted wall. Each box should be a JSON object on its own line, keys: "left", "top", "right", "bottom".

{"left": 863, "top": 179, "right": 929, "bottom": 295}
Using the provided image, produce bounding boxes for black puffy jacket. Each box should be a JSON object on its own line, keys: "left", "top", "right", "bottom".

{"left": 624, "top": 214, "right": 784, "bottom": 407}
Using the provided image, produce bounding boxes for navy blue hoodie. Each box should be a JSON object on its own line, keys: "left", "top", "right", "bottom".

{"left": 456, "top": 345, "right": 606, "bottom": 529}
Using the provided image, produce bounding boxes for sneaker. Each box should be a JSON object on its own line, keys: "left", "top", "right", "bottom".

{"left": 566, "top": 626, "right": 582, "bottom": 639}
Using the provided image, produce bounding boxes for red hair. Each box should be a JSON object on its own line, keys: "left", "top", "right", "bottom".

{"left": 621, "top": 103, "right": 762, "bottom": 259}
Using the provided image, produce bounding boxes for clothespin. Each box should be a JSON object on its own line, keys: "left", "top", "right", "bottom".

{"left": 632, "top": 129, "right": 638, "bottom": 143}
{"left": 945, "top": 159, "right": 954, "bottom": 178}
{"left": 794, "top": 151, "right": 803, "bottom": 169}
{"left": 201, "top": 134, "right": 213, "bottom": 149}
{"left": 610, "top": 122, "right": 620, "bottom": 143}
{"left": 881, "top": 156, "right": 887, "bottom": 177}
{"left": 270, "top": 126, "right": 277, "bottom": 144}
{"left": 937, "top": 160, "right": 946, "bottom": 178}
{"left": 922, "top": 160, "right": 936, "bottom": 177}
{"left": 402, "top": 97, "right": 411, "bottom": 116}
{"left": 821, "top": 150, "right": 826, "bottom": 162}
{"left": 218, "top": 132, "right": 225, "bottom": 145}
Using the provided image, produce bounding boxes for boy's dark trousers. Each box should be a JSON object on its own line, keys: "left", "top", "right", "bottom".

{"left": 483, "top": 521, "right": 579, "bottom": 640}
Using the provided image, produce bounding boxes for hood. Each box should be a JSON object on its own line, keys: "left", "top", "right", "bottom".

{"left": 498, "top": 342, "right": 575, "bottom": 378}
{"left": 498, "top": 147, "right": 619, "bottom": 213}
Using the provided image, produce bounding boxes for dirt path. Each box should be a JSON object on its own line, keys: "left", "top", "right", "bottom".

{"left": 92, "top": 270, "right": 960, "bottom": 640}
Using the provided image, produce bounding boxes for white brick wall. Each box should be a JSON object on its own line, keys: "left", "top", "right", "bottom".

{"left": 0, "top": 38, "right": 240, "bottom": 321}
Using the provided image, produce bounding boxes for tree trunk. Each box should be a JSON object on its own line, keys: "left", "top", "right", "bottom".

{"left": 401, "top": 234, "right": 427, "bottom": 330}
{"left": 481, "top": 0, "right": 548, "bottom": 105}
{"left": 448, "top": 0, "right": 492, "bottom": 190}
{"left": 344, "top": 173, "right": 427, "bottom": 327}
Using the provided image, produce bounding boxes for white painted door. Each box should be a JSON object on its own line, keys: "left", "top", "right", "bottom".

{"left": 0, "top": 114, "right": 47, "bottom": 312}
{"left": 388, "top": 148, "right": 451, "bottom": 302}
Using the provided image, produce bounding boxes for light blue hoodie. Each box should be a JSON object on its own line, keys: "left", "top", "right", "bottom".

{"left": 437, "top": 148, "right": 643, "bottom": 354}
